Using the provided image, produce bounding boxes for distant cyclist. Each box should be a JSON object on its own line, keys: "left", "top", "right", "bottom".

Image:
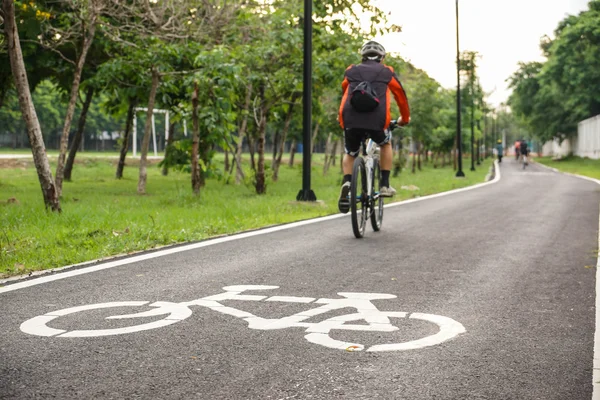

{"left": 337, "top": 40, "right": 410, "bottom": 214}
{"left": 495, "top": 139, "right": 503, "bottom": 163}
{"left": 519, "top": 139, "right": 529, "bottom": 166}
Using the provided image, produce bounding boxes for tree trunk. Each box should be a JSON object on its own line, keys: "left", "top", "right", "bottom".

{"left": 198, "top": 134, "right": 209, "bottom": 188}
{"left": 255, "top": 114, "right": 267, "bottom": 194}
{"left": 224, "top": 145, "right": 230, "bottom": 173}
{"left": 331, "top": 139, "right": 338, "bottom": 166}
{"left": 235, "top": 83, "right": 252, "bottom": 184}
{"left": 255, "top": 84, "right": 267, "bottom": 194}
{"left": 411, "top": 142, "right": 416, "bottom": 174}
{"left": 273, "top": 93, "right": 299, "bottom": 181}
{"left": 340, "top": 137, "right": 345, "bottom": 173}
{"left": 393, "top": 139, "right": 403, "bottom": 177}
{"left": 288, "top": 139, "right": 297, "bottom": 167}
{"left": 272, "top": 131, "right": 279, "bottom": 164}
{"left": 4, "top": 0, "right": 60, "bottom": 211}
{"left": 161, "top": 122, "right": 175, "bottom": 176}
{"left": 311, "top": 121, "right": 320, "bottom": 153}
{"left": 191, "top": 84, "right": 201, "bottom": 195}
{"left": 226, "top": 149, "right": 238, "bottom": 183}
{"left": 64, "top": 86, "right": 94, "bottom": 181}
{"left": 116, "top": 98, "right": 137, "bottom": 179}
{"left": 248, "top": 130, "right": 256, "bottom": 171}
{"left": 322, "top": 131, "right": 333, "bottom": 175}
{"left": 137, "top": 69, "right": 160, "bottom": 194}
{"left": 55, "top": 14, "right": 97, "bottom": 198}
{"left": 417, "top": 142, "right": 422, "bottom": 171}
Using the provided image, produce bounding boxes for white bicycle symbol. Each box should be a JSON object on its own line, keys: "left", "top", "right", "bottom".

{"left": 21, "top": 285, "right": 466, "bottom": 352}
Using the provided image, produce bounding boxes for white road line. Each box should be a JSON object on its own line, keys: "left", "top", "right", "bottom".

{"left": 595, "top": 203, "right": 600, "bottom": 400}
{"left": 0, "top": 161, "right": 502, "bottom": 294}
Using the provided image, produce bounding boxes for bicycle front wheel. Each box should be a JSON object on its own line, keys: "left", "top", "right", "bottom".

{"left": 351, "top": 157, "right": 368, "bottom": 238}
{"left": 20, "top": 302, "right": 191, "bottom": 337}
{"left": 370, "top": 161, "right": 384, "bottom": 231}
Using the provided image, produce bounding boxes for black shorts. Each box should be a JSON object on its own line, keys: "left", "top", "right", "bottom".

{"left": 344, "top": 128, "right": 391, "bottom": 157}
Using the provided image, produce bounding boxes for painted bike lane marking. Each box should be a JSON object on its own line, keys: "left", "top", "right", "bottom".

{"left": 20, "top": 285, "right": 466, "bottom": 352}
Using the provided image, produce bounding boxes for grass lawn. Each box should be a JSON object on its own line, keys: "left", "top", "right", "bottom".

{"left": 0, "top": 153, "right": 493, "bottom": 278}
{"left": 535, "top": 156, "right": 600, "bottom": 180}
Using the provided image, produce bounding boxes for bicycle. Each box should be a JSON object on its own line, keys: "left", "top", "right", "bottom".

{"left": 20, "top": 285, "right": 466, "bottom": 352}
{"left": 349, "top": 121, "right": 399, "bottom": 238}
{"left": 521, "top": 151, "right": 529, "bottom": 170}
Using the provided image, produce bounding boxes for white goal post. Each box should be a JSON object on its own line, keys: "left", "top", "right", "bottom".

{"left": 132, "top": 108, "right": 188, "bottom": 157}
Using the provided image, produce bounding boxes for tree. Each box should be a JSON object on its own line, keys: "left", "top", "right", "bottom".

{"left": 188, "top": 45, "right": 239, "bottom": 192}
{"left": 31, "top": 0, "right": 107, "bottom": 196}
{"left": 1, "top": 0, "right": 60, "bottom": 211}
{"left": 508, "top": 1, "right": 600, "bottom": 142}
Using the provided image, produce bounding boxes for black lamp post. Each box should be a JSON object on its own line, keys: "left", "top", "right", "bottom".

{"left": 492, "top": 111, "right": 497, "bottom": 153}
{"left": 470, "top": 76, "right": 475, "bottom": 171}
{"left": 455, "top": 0, "right": 465, "bottom": 177}
{"left": 296, "top": 0, "right": 317, "bottom": 201}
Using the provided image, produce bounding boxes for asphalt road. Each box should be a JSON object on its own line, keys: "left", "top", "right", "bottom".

{"left": 1, "top": 158, "right": 599, "bottom": 400}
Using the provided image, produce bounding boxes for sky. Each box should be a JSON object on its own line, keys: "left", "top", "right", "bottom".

{"left": 367, "top": 0, "right": 590, "bottom": 107}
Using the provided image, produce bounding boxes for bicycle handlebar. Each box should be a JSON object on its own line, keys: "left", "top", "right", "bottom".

{"left": 389, "top": 120, "right": 404, "bottom": 131}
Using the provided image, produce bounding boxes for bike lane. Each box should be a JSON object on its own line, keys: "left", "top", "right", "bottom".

{"left": 1, "top": 159, "right": 599, "bottom": 399}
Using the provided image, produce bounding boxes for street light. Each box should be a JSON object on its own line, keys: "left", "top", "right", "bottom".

{"left": 455, "top": 0, "right": 465, "bottom": 177}
{"left": 470, "top": 73, "right": 476, "bottom": 171}
{"left": 296, "top": 0, "right": 317, "bottom": 201}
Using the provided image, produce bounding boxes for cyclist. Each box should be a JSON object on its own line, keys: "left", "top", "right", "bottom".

{"left": 519, "top": 139, "right": 529, "bottom": 165}
{"left": 495, "top": 139, "right": 503, "bottom": 163}
{"left": 337, "top": 40, "right": 410, "bottom": 214}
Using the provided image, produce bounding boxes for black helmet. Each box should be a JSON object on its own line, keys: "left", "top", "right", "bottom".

{"left": 360, "top": 41, "right": 386, "bottom": 59}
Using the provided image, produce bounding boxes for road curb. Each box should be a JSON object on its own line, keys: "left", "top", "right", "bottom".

{"left": 485, "top": 161, "right": 496, "bottom": 182}
{"left": 533, "top": 160, "right": 600, "bottom": 185}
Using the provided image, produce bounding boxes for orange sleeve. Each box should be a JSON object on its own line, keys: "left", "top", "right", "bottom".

{"left": 341, "top": 65, "right": 353, "bottom": 93}
{"left": 338, "top": 65, "right": 354, "bottom": 129}
{"left": 388, "top": 74, "right": 410, "bottom": 123}
{"left": 339, "top": 77, "right": 349, "bottom": 129}
{"left": 341, "top": 77, "right": 349, "bottom": 94}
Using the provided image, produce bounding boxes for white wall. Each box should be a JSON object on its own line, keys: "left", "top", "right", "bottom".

{"left": 541, "top": 114, "right": 600, "bottom": 159}
{"left": 575, "top": 115, "right": 600, "bottom": 159}
{"left": 542, "top": 138, "right": 572, "bottom": 158}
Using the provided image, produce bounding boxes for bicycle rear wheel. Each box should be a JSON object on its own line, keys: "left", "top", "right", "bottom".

{"left": 370, "top": 161, "right": 383, "bottom": 231}
{"left": 351, "top": 157, "right": 367, "bottom": 238}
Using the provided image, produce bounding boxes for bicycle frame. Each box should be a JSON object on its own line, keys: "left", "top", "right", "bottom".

{"left": 363, "top": 138, "right": 379, "bottom": 203}
{"left": 349, "top": 133, "right": 387, "bottom": 238}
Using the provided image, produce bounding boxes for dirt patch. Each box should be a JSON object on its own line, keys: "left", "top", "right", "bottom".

{"left": 0, "top": 158, "right": 34, "bottom": 169}
{"left": 0, "top": 156, "right": 162, "bottom": 169}
{"left": 108, "top": 158, "right": 162, "bottom": 167}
